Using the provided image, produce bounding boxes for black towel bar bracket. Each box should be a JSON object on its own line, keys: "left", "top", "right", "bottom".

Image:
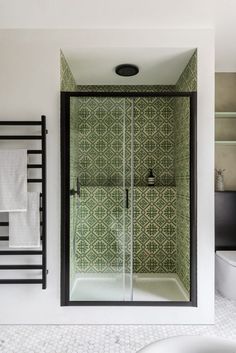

{"left": 0, "top": 115, "right": 47, "bottom": 289}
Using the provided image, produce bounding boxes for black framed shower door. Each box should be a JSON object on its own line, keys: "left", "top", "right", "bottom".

{"left": 60, "top": 91, "right": 197, "bottom": 307}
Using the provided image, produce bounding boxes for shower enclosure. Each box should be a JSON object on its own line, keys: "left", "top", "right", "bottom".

{"left": 61, "top": 91, "right": 197, "bottom": 306}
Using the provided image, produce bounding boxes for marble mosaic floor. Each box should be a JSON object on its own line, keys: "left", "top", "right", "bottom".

{"left": 0, "top": 293, "right": 236, "bottom": 353}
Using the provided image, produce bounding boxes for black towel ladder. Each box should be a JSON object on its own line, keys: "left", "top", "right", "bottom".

{"left": 0, "top": 115, "right": 47, "bottom": 289}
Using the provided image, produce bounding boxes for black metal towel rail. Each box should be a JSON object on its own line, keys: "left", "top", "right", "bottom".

{"left": 0, "top": 115, "right": 47, "bottom": 289}
{"left": 0, "top": 136, "right": 42, "bottom": 140}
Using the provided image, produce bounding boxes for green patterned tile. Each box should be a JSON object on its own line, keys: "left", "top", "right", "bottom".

{"left": 74, "top": 186, "right": 177, "bottom": 274}
{"left": 175, "top": 50, "right": 197, "bottom": 293}
{"left": 176, "top": 51, "right": 197, "bottom": 92}
{"left": 76, "top": 85, "right": 175, "bottom": 93}
{"left": 60, "top": 51, "right": 77, "bottom": 92}
{"left": 61, "top": 50, "right": 78, "bottom": 287}
{"left": 133, "top": 187, "right": 176, "bottom": 273}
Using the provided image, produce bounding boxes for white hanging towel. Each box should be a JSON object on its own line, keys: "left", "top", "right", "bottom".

{"left": 0, "top": 149, "right": 27, "bottom": 212}
{"left": 9, "top": 192, "right": 40, "bottom": 248}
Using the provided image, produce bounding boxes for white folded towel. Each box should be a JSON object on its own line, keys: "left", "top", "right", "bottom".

{"left": 9, "top": 192, "right": 40, "bottom": 248}
{"left": 0, "top": 149, "right": 27, "bottom": 212}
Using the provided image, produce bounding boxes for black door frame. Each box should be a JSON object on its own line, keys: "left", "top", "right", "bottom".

{"left": 61, "top": 91, "right": 197, "bottom": 307}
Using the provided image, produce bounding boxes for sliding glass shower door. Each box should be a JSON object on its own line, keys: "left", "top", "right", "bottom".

{"left": 61, "top": 91, "right": 196, "bottom": 306}
{"left": 69, "top": 97, "right": 132, "bottom": 301}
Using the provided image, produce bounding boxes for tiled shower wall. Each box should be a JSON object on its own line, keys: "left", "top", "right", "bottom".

{"left": 72, "top": 96, "right": 175, "bottom": 187}
{"left": 133, "top": 97, "right": 176, "bottom": 273}
{"left": 60, "top": 50, "right": 77, "bottom": 286}
{"left": 71, "top": 91, "right": 177, "bottom": 274}
{"left": 60, "top": 51, "right": 77, "bottom": 92}
{"left": 76, "top": 186, "right": 176, "bottom": 273}
{"left": 175, "top": 51, "right": 197, "bottom": 291}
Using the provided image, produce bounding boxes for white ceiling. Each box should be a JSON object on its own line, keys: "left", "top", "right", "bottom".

{"left": 0, "top": 0, "right": 235, "bottom": 71}
{"left": 63, "top": 48, "right": 195, "bottom": 85}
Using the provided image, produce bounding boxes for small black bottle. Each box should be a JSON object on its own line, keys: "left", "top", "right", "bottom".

{"left": 147, "top": 169, "right": 155, "bottom": 186}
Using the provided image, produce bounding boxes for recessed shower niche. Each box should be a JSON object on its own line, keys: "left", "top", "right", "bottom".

{"left": 60, "top": 50, "right": 197, "bottom": 306}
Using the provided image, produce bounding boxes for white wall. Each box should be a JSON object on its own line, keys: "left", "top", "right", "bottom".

{"left": 0, "top": 29, "right": 214, "bottom": 324}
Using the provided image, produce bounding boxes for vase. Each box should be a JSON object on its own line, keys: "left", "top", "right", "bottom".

{"left": 215, "top": 173, "right": 224, "bottom": 191}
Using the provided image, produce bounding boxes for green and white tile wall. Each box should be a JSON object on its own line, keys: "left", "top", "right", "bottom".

{"left": 133, "top": 97, "right": 175, "bottom": 186}
{"left": 60, "top": 51, "right": 78, "bottom": 287}
{"left": 72, "top": 96, "right": 175, "bottom": 187}
{"left": 75, "top": 186, "right": 176, "bottom": 273}
{"left": 133, "top": 97, "right": 176, "bottom": 273}
{"left": 72, "top": 97, "right": 126, "bottom": 187}
{"left": 175, "top": 51, "right": 197, "bottom": 292}
{"left": 133, "top": 187, "right": 176, "bottom": 273}
{"left": 71, "top": 93, "right": 177, "bottom": 273}
{"left": 76, "top": 85, "right": 175, "bottom": 93}
{"left": 60, "top": 51, "right": 77, "bottom": 92}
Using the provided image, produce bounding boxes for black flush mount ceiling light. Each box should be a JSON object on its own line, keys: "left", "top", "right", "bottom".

{"left": 115, "top": 64, "right": 139, "bottom": 77}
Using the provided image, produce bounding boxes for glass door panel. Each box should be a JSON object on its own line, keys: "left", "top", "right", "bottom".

{"left": 123, "top": 97, "right": 133, "bottom": 301}
{"left": 132, "top": 96, "right": 190, "bottom": 302}
{"left": 62, "top": 92, "right": 196, "bottom": 305}
{"left": 69, "top": 96, "right": 130, "bottom": 301}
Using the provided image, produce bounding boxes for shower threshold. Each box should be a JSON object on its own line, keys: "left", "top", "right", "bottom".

{"left": 70, "top": 273, "right": 189, "bottom": 302}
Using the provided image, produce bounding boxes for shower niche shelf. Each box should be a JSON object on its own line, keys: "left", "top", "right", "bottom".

{"left": 0, "top": 116, "right": 47, "bottom": 289}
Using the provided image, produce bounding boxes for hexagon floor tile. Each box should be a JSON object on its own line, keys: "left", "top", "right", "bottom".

{"left": 0, "top": 293, "right": 235, "bottom": 353}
